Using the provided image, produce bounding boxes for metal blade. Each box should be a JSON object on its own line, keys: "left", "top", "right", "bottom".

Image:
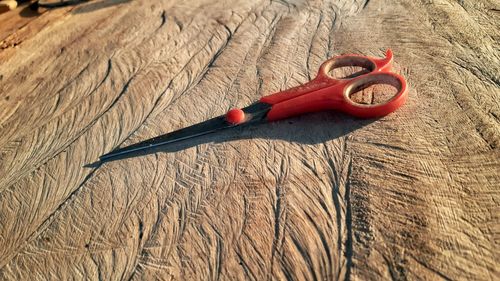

{"left": 98, "top": 102, "right": 271, "bottom": 162}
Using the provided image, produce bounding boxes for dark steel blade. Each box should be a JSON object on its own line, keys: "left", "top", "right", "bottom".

{"left": 97, "top": 102, "right": 271, "bottom": 162}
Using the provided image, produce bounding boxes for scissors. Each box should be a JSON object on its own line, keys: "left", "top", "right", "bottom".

{"left": 97, "top": 49, "right": 407, "bottom": 163}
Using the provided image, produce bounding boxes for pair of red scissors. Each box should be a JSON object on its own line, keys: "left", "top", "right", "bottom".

{"left": 97, "top": 49, "right": 407, "bottom": 163}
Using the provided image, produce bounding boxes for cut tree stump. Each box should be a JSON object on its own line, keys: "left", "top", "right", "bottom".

{"left": 0, "top": 0, "right": 498, "bottom": 280}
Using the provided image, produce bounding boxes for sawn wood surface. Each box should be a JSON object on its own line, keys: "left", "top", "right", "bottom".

{"left": 0, "top": 0, "right": 499, "bottom": 280}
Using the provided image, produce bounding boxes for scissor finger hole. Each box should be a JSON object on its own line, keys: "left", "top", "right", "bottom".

{"left": 324, "top": 56, "right": 375, "bottom": 79}
{"left": 345, "top": 74, "right": 402, "bottom": 106}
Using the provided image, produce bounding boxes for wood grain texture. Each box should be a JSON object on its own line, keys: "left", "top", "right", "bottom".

{"left": 0, "top": 0, "right": 498, "bottom": 280}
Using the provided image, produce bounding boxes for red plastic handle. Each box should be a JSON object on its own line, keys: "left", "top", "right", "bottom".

{"left": 338, "top": 72, "right": 407, "bottom": 118}
{"left": 260, "top": 49, "right": 408, "bottom": 121}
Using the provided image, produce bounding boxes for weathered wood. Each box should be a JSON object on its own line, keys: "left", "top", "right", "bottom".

{"left": 0, "top": 0, "right": 498, "bottom": 280}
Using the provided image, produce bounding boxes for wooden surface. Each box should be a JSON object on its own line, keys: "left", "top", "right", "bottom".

{"left": 0, "top": 0, "right": 499, "bottom": 280}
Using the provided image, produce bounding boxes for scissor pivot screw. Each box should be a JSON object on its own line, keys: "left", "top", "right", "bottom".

{"left": 225, "top": 108, "right": 245, "bottom": 125}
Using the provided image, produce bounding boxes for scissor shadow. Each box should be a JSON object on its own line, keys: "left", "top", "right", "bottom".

{"left": 86, "top": 112, "right": 376, "bottom": 167}
{"left": 72, "top": 0, "right": 131, "bottom": 14}
{"left": 20, "top": 0, "right": 131, "bottom": 17}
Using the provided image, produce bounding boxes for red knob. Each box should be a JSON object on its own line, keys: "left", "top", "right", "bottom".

{"left": 225, "top": 108, "right": 245, "bottom": 124}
